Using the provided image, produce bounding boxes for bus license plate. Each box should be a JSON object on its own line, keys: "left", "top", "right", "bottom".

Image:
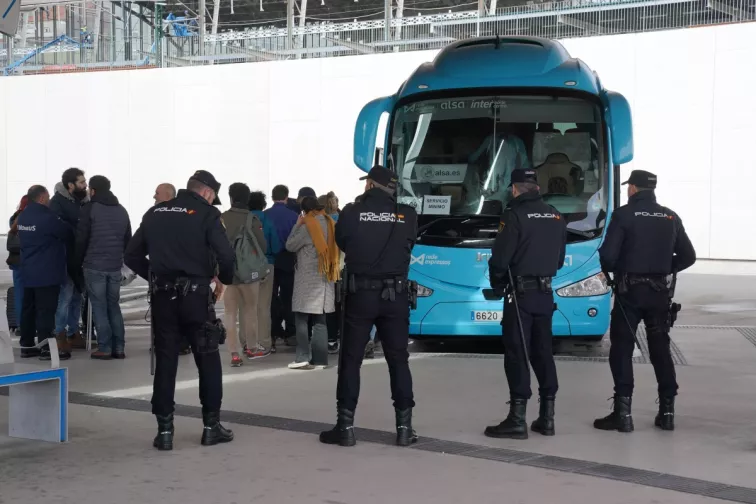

{"left": 471, "top": 310, "right": 503, "bottom": 322}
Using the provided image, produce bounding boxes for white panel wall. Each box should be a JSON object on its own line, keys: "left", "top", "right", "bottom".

{"left": 0, "top": 22, "right": 753, "bottom": 259}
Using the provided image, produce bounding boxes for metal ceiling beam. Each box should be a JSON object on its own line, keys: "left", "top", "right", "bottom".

{"left": 706, "top": 0, "right": 750, "bottom": 20}
{"left": 433, "top": 0, "right": 694, "bottom": 26}
{"left": 557, "top": 14, "right": 602, "bottom": 34}
{"left": 323, "top": 35, "right": 375, "bottom": 53}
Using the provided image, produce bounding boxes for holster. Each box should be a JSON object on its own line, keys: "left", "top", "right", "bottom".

{"left": 668, "top": 302, "right": 682, "bottom": 328}
{"left": 151, "top": 276, "right": 192, "bottom": 298}
{"left": 514, "top": 276, "right": 552, "bottom": 294}
{"left": 408, "top": 280, "right": 418, "bottom": 310}
{"left": 348, "top": 275, "right": 407, "bottom": 303}
{"left": 151, "top": 275, "right": 224, "bottom": 354}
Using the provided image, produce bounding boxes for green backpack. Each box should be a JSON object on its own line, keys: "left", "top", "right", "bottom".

{"left": 233, "top": 215, "right": 270, "bottom": 284}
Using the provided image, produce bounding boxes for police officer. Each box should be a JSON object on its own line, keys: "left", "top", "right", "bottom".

{"left": 595, "top": 170, "right": 695, "bottom": 433}
{"left": 484, "top": 169, "right": 566, "bottom": 440}
{"left": 319, "top": 165, "right": 418, "bottom": 448}
{"left": 125, "top": 170, "right": 236, "bottom": 451}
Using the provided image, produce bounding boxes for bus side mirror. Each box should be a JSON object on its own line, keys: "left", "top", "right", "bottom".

{"left": 605, "top": 91, "right": 633, "bottom": 165}
{"left": 354, "top": 96, "right": 394, "bottom": 172}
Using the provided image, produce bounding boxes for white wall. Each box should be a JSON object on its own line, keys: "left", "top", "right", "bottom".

{"left": 0, "top": 22, "right": 753, "bottom": 260}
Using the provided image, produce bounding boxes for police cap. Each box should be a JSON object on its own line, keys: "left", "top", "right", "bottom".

{"left": 360, "top": 165, "right": 398, "bottom": 191}
{"left": 189, "top": 170, "right": 222, "bottom": 205}
{"left": 621, "top": 170, "right": 657, "bottom": 189}
{"left": 509, "top": 169, "right": 538, "bottom": 186}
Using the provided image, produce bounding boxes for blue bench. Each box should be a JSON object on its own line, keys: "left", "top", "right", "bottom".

{"left": 0, "top": 323, "right": 68, "bottom": 443}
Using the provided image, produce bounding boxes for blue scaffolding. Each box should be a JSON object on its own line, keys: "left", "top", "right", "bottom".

{"left": 3, "top": 35, "right": 93, "bottom": 76}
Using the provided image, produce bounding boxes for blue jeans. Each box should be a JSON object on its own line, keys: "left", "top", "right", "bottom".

{"left": 84, "top": 269, "right": 125, "bottom": 354}
{"left": 55, "top": 276, "right": 82, "bottom": 336}
{"left": 10, "top": 266, "right": 23, "bottom": 328}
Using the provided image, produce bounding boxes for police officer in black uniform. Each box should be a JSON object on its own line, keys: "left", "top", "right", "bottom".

{"left": 484, "top": 169, "right": 566, "bottom": 440}
{"left": 319, "top": 165, "right": 418, "bottom": 448}
{"left": 594, "top": 170, "right": 695, "bottom": 433}
{"left": 125, "top": 170, "right": 236, "bottom": 451}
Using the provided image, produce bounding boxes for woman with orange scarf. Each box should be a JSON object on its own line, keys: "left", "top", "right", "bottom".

{"left": 285, "top": 196, "right": 340, "bottom": 369}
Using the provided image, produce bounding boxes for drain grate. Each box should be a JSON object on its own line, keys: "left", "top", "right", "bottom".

{"left": 738, "top": 328, "right": 756, "bottom": 348}
{"left": 411, "top": 440, "right": 483, "bottom": 455}
{"left": 17, "top": 391, "right": 751, "bottom": 504}
{"left": 580, "top": 463, "right": 661, "bottom": 484}
{"left": 645, "top": 474, "right": 733, "bottom": 498}
{"left": 465, "top": 447, "right": 540, "bottom": 464}
{"left": 519, "top": 455, "right": 598, "bottom": 472}
{"left": 711, "top": 487, "right": 756, "bottom": 504}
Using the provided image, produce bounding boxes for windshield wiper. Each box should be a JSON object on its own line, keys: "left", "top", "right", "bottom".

{"left": 417, "top": 216, "right": 468, "bottom": 234}
{"left": 566, "top": 228, "right": 603, "bottom": 239}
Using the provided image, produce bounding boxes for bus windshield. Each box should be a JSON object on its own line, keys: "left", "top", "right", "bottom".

{"left": 390, "top": 95, "right": 608, "bottom": 241}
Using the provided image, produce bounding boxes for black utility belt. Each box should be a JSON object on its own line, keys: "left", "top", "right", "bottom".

{"left": 513, "top": 276, "right": 552, "bottom": 294}
{"left": 151, "top": 275, "right": 211, "bottom": 296}
{"left": 348, "top": 275, "right": 407, "bottom": 294}
{"left": 621, "top": 274, "right": 668, "bottom": 292}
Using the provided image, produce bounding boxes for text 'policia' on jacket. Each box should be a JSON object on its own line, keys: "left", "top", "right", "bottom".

{"left": 598, "top": 191, "right": 696, "bottom": 276}
{"left": 488, "top": 191, "right": 567, "bottom": 288}
{"left": 124, "top": 190, "right": 235, "bottom": 285}
{"left": 17, "top": 201, "right": 73, "bottom": 288}
{"left": 335, "top": 188, "right": 418, "bottom": 278}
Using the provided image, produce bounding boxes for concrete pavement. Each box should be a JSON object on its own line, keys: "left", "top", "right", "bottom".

{"left": 2, "top": 271, "right": 756, "bottom": 503}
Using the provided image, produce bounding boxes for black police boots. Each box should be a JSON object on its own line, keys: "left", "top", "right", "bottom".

{"left": 395, "top": 408, "right": 419, "bottom": 447}
{"left": 530, "top": 396, "right": 555, "bottom": 436}
{"left": 484, "top": 399, "right": 528, "bottom": 440}
{"left": 153, "top": 414, "right": 174, "bottom": 451}
{"left": 200, "top": 411, "right": 234, "bottom": 446}
{"left": 319, "top": 407, "right": 356, "bottom": 447}
{"left": 655, "top": 396, "right": 675, "bottom": 431}
{"left": 594, "top": 396, "right": 634, "bottom": 433}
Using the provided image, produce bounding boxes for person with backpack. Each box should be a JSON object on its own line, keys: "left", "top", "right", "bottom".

{"left": 285, "top": 196, "right": 339, "bottom": 370}
{"left": 248, "top": 191, "right": 281, "bottom": 354}
{"left": 221, "top": 183, "right": 269, "bottom": 367}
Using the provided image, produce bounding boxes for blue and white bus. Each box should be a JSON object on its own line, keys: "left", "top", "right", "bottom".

{"left": 353, "top": 36, "right": 633, "bottom": 340}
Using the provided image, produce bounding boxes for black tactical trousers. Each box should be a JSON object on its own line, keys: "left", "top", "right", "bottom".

{"left": 151, "top": 284, "right": 223, "bottom": 416}
{"left": 610, "top": 284, "right": 678, "bottom": 398}
{"left": 337, "top": 289, "right": 414, "bottom": 411}
{"left": 502, "top": 290, "right": 558, "bottom": 400}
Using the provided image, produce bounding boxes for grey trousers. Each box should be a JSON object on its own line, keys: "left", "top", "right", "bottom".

{"left": 294, "top": 312, "right": 328, "bottom": 366}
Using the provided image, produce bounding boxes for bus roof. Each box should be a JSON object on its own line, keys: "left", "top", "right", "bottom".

{"left": 397, "top": 36, "right": 603, "bottom": 100}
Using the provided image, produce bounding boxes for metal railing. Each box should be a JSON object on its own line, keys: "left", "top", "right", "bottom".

{"left": 1, "top": 0, "right": 754, "bottom": 74}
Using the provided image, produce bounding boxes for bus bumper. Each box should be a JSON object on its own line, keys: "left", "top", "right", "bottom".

{"left": 409, "top": 292, "right": 610, "bottom": 338}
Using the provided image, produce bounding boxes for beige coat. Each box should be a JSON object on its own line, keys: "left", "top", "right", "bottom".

{"left": 286, "top": 215, "right": 335, "bottom": 315}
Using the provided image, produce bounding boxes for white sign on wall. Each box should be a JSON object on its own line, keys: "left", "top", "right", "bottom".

{"left": 422, "top": 195, "right": 452, "bottom": 215}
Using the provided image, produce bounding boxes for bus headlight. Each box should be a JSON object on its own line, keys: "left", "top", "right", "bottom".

{"left": 417, "top": 284, "right": 434, "bottom": 297}
{"left": 556, "top": 273, "right": 610, "bottom": 297}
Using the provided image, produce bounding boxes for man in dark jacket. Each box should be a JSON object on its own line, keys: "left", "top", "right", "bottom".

{"left": 75, "top": 175, "right": 132, "bottom": 360}
{"left": 266, "top": 185, "right": 299, "bottom": 344}
{"left": 17, "top": 185, "right": 73, "bottom": 361}
{"left": 49, "top": 167, "right": 89, "bottom": 350}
